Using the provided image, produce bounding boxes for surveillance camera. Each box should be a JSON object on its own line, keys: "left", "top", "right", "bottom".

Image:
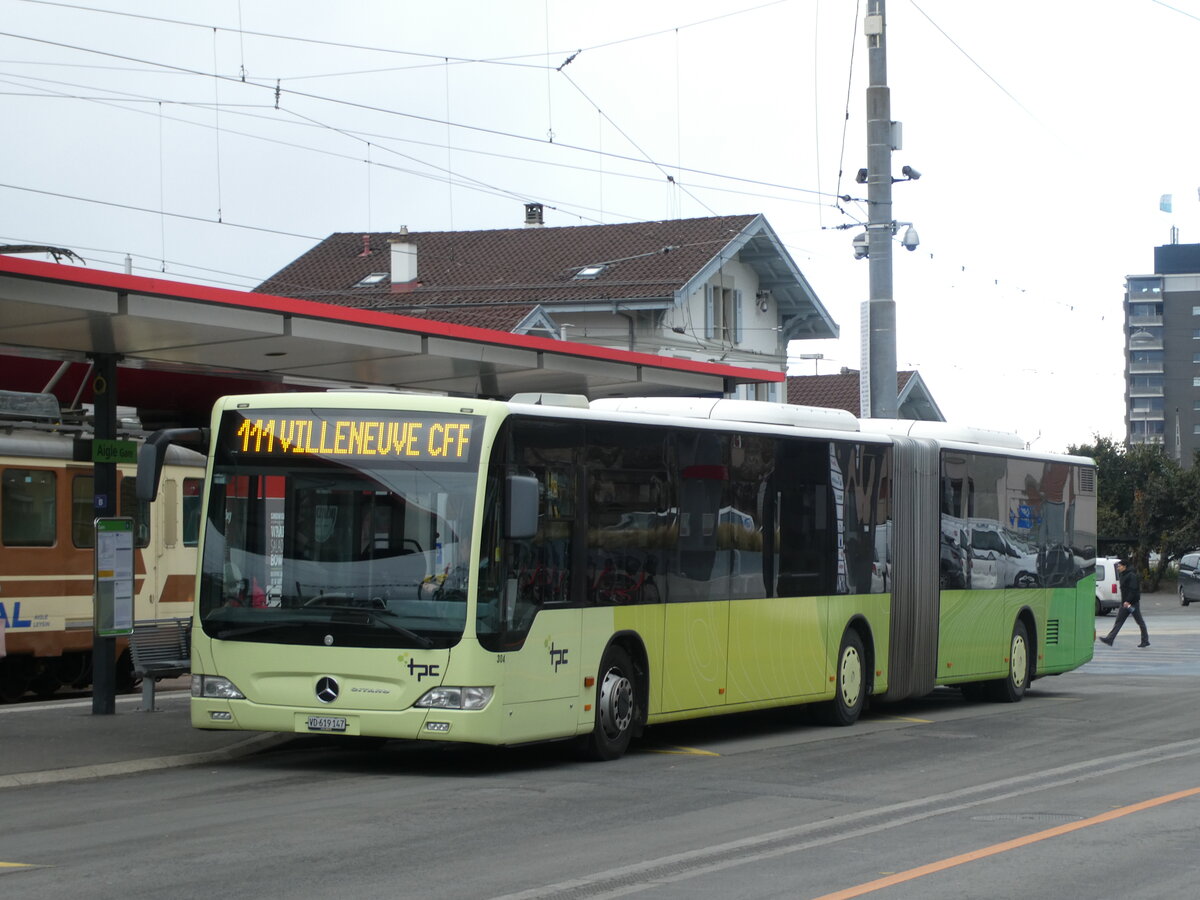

{"left": 900, "top": 225, "right": 920, "bottom": 251}
{"left": 901, "top": 165, "right": 922, "bottom": 180}
{"left": 852, "top": 232, "right": 869, "bottom": 260}
{"left": 855, "top": 168, "right": 869, "bottom": 184}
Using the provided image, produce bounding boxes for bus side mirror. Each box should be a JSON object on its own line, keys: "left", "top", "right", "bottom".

{"left": 505, "top": 475, "right": 539, "bottom": 540}
{"left": 137, "top": 427, "right": 209, "bottom": 502}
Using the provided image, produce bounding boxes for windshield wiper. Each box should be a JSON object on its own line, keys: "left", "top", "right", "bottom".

{"left": 319, "top": 605, "right": 435, "bottom": 649}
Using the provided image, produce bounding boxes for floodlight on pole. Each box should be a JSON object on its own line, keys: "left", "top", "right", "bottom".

{"left": 798, "top": 352, "right": 824, "bottom": 375}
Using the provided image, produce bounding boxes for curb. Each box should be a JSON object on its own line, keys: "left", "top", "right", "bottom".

{"left": 0, "top": 731, "right": 292, "bottom": 790}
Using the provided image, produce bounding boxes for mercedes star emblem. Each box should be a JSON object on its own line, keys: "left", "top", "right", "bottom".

{"left": 315, "top": 676, "right": 339, "bottom": 703}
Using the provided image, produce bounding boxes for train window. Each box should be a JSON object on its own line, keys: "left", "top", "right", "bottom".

{"left": 160, "top": 479, "right": 179, "bottom": 549}
{"left": 182, "top": 478, "right": 203, "bottom": 547}
{"left": 72, "top": 474, "right": 96, "bottom": 548}
{"left": 2, "top": 468, "right": 57, "bottom": 547}
{"left": 119, "top": 477, "right": 150, "bottom": 548}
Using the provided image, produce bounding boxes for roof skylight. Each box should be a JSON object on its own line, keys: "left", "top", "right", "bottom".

{"left": 573, "top": 264, "right": 607, "bottom": 280}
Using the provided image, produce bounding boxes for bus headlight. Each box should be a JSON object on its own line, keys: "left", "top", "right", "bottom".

{"left": 414, "top": 686, "right": 493, "bottom": 710}
{"left": 192, "top": 674, "right": 246, "bottom": 700}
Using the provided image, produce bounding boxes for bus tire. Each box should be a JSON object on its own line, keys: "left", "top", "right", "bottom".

{"left": 581, "top": 645, "right": 639, "bottom": 761}
{"left": 992, "top": 619, "right": 1030, "bottom": 703}
{"left": 818, "top": 629, "right": 866, "bottom": 726}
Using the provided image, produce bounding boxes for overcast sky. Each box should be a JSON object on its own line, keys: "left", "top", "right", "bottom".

{"left": 3, "top": 0, "right": 1199, "bottom": 452}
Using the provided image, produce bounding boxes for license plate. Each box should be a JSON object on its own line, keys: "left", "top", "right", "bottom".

{"left": 306, "top": 715, "right": 347, "bottom": 732}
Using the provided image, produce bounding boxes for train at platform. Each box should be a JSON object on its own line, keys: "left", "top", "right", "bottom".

{"left": 0, "top": 412, "right": 203, "bottom": 701}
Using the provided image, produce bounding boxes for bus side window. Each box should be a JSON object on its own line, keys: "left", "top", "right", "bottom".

{"left": 587, "top": 423, "right": 671, "bottom": 605}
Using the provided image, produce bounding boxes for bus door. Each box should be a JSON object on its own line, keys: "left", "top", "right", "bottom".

{"left": 661, "top": 438, "right": 730, "bottom": 713}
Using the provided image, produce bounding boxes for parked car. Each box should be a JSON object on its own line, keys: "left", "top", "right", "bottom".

{"left": 1180, "top": 551, "right": 1200, "bottom": 607}
{"left": 1095, "top": 557, "right": 1122, "bottom": 615}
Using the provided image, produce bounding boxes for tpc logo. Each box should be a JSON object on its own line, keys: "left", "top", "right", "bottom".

{"left": 407, "top": 659, "right": 440, "bottom": 681}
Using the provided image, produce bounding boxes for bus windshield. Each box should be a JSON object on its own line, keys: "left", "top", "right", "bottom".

{"left": 199, "top": 409, "right": 482, "bottom": 649}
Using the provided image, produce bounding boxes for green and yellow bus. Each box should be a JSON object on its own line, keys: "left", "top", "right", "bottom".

{"left": 139, "top": 392, "right": 1097, "bottom": 760}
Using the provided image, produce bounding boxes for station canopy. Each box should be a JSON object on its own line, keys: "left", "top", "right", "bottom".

{"left": 0, "top": 255, "right": 781, "bottom": 430}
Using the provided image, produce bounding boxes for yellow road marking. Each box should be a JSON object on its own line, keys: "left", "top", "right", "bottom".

{"left": 870, "top": 714, "right": 933, "bottom": 724}
{"left": 812, "top": 786, "right": 1200, "bottom": 900}
{"left": 0, "top": 862, "right": 36, "bottom": 869}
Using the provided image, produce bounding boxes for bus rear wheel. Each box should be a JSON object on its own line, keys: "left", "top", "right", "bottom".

{"left": 992, "top": 620, "right": 1030, "bottom": 703}
{"left": 817, "top": 630, "right": 866, "bottom": 726}
{"left": 580, "top": 646, "right": 639, "bottom": 761}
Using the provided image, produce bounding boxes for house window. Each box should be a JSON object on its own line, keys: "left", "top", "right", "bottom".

{"left": 706, "top": 286, "right": 743, "bottom": 343}
{"left": 353, "top": 272, "right": 388, "bottom": 287}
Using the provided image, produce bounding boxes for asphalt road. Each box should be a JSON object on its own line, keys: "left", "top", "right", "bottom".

{"left": 3, "top": 590, "right": 1198, "bottom": 900}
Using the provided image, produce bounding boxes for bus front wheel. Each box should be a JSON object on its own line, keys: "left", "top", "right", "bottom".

{"left": 817, "top": 630, "right": 866, "bottom": 726}
{"left": 581, "top": 646, "right": 639, "bottom": 761}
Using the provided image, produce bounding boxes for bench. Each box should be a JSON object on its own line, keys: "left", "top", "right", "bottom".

{"left": 129, "top": 618, "right": 191, "bottom": 711}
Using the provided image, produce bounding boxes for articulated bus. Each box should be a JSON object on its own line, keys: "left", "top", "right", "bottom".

{"left": 0, "top": 427, "right": 204, "bottom": 700}
{"left": 141, "top": 391, "right": 1096, "bottom": 759}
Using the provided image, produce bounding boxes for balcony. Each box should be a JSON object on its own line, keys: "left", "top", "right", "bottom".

{"left": 1129, "top": 384, "right": 1164, "bottom": 397}
{"left": 1128, "top": 314, "right": 1163, "bottom": 327}
{"left": 1129, "top": 361, "right": 1163, "bottom": 374}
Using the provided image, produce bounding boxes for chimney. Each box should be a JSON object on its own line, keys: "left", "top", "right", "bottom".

{"left": 388, "top": 226, "right": 418, "bottom": 286}
{"left": 524, "top": 203, "right": 544, "bottom": 228}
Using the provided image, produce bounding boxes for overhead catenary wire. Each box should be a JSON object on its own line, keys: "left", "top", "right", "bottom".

{"left": 0, "top": 1, "right": 875, "bottom": 292}
{"left": 0, "top": 29, "right": 846, "bottom": 203}
{"left": 10, "top": 0, "right": 793, "bottom": 79}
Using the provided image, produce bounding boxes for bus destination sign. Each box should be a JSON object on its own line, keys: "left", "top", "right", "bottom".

{"left": 226, "top": 411, "right": 480, "bottom": 464}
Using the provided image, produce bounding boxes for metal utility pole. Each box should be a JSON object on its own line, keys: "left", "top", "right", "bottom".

{"left": 861, "top": 0, "right": 898, "bottom": 419}
{"left": 91, "top": 352, "right": 118, "bottom": 715}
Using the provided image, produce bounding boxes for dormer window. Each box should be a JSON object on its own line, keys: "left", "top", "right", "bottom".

{"left": 354, "top": 272, "right": 389, "bottom": 287}
{"left": 573, "top": 264, "right": 607, "bottom": 280}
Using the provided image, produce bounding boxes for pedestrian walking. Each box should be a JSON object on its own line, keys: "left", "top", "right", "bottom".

{"left": 1099, "top": 558, "right": 1150, "bottom": 648}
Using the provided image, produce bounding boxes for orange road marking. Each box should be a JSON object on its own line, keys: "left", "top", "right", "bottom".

{"left": 812, "top": 786, "right": 1200, "bottom": 900}
{"left": 645, "top": 746, "right": 721, "bottom": 756}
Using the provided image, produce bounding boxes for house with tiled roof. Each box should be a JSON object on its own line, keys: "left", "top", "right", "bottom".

{"left": 256, "top": 209, "right": 837, "bottom": 402}
{"left": 786, "top": 369, "right": 944, "bottom": 420}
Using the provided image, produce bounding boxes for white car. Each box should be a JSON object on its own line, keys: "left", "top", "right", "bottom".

{"left": 1095, "top": 557, "right": 1122, "bottom": 615}
{"left": 966, "top": 520, "right": 1040, "bottom": 589}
